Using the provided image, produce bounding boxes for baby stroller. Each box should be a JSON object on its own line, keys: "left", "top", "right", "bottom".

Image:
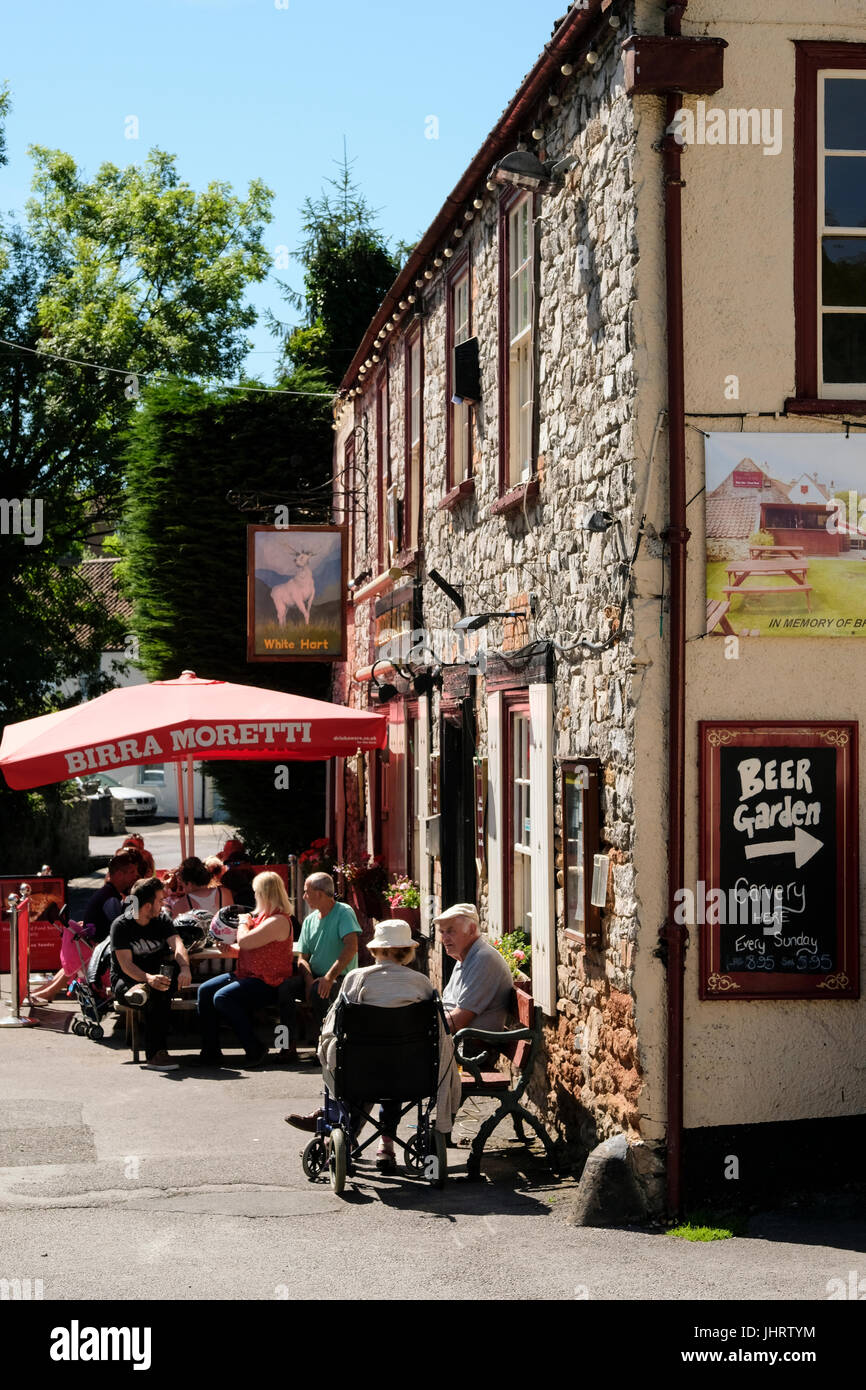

{"left": 300, "top": 995, "right": 448, "bottom": 1195}
{"left": 56, "top": 922, "right": 114, "bottom": 1040}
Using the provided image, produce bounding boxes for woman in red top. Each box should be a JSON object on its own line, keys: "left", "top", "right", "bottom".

{"left": 195, "top": 871, "right": 293, "bottom": 1068}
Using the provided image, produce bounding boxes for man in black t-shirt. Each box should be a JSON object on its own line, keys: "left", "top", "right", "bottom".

{"left": 83, "top": 852, "right": 140, "bottom": 943}
{"left": 111, "top": 877, "right": 191, "bottom": 1070}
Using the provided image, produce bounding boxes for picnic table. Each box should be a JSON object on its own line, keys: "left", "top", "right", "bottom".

{"left": 723, "top": 557, "right": 813, "bottom": 611}
{"left": 748, "top": 544, "right": 805, "bottom": 559}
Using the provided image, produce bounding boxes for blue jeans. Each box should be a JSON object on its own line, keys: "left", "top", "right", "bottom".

{"left": 197, "top": 973, "right": 278, "bottom": 1057}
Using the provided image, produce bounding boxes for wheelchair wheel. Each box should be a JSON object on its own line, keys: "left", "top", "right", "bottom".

{"left": 71, "top": 1018, "right": 87, "bottom": 1036}
{"left": 403, "top": 1134, "right": 426, "bottom": 1174}
{"left": 329, "top": 1127, "right": 347, "bottom": 1195}
{"left": 302, "top": 1137, "right": 327, "bottom": 1181}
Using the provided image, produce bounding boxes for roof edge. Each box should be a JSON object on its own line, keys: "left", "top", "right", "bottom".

{"left": 339, "top": 0, "right": 609, "bottom": 394}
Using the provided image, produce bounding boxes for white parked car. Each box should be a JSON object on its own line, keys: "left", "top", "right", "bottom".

{"left": 74, "top": 773, "right": 157, "bottom": 820}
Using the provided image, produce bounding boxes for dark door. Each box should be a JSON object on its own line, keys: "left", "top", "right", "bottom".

{"left": 440, "top": 696, "right": 477, "bottom": 907}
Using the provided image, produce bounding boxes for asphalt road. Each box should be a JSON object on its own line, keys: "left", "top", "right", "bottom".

{"left": 89, "top": 818, "right": 237, "bottom": 874}
{"left": 1, "top": 1006, "right": 865, "bottom": 1302}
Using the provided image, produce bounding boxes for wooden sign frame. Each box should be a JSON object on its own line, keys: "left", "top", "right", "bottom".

{"left": 699, "top": 721, "right": 859, "bottom": 1000}
{"left": 246, "top": 524, "right": 347, "bottom": 662}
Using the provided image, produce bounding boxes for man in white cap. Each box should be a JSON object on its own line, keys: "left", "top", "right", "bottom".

{"left": 436, "top": 903, "right": 513, "bottom": 1055}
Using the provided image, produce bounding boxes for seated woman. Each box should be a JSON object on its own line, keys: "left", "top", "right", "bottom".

{"left": 284, "top": 920, "right": 462, "bottom": 1170}
{"left": 195, "top": 871, "right": 293, "bottom": 1068}
{"left": 170, "top": 856, "right": 233, "bottom": 919}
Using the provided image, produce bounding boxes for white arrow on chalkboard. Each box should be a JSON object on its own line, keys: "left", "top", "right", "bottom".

{"left": 743, "top": 826, "right": 824, "bottom": 869}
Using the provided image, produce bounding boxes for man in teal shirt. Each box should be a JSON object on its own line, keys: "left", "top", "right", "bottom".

{"left": 296, "top": 872, "right": 362, "bottom": 1034}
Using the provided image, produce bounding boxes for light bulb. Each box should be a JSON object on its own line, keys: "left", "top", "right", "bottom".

{"left": 586, "top": 50, "right": 599, "bottom": 64}
{"left": 486, "top": 179, "right": 496, "bottom": 192}
{"left": 548, "top": 93, "right": 560, "bottom": 106}
{"left": 443, "top": 247, "right": 453, "bottom": 257}
{"left": 434, "top": 256, "right": 443, "bottom": 267}
{"left": 532, "top": 127, "right": 544, "bottom": 140}
{"left": 454, "top": 227, "right": 463, "bottom": 237}
{"left": 399, "top": 300, "right": 407, "bottom": 310}
{"left": 473, "top": 197, "right": 483, "bottom": 209}
{"left": 464, "top": 209, "right": 474, "bottom": 221}
{"left": 561, "top": 62, "right": 574, "bottom": 76}
{"left": 408, "top": 294, "right": 416, "bottom": 303}
{"left": 415, "top": 278, "right": 424, "bottom": 288}
{"left": 424, "top": 269, "right": 433, "bottom": 279}
{"left": 609, "top": 14, "right": 621, "bottom": 28}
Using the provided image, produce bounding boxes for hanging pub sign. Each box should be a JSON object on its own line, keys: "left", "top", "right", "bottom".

{"left": 698, "top": 721, "right": 859, "bottom": 1000}
{"left": 704, "top": 432, "right": 866, "bottom": 638}
{"left": 247, "top": 525, "right": 347, "bottom": 662}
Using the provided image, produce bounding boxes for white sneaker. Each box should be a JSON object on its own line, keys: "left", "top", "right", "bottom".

{"left": 141, "top": 1051, "right": 178, "bottom": 1071}
{"left": 124, "top": 985, "right": 149, "bottom": 1007}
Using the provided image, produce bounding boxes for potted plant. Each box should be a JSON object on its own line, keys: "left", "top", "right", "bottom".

{"left": 386, "top": 875, "right": 421, "bottom": 931}
{"left": 297, "top": 837, "right": 336, "bottom": 877}
{"left": 494, "top": 928, "right": 532, "bottom": 990}
{"left": 338, "top": 854, "right": 389, "bottom": 916}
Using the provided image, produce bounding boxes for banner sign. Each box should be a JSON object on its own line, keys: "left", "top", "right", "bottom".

{"left": 247, "top": 525, "right": 347, "bottom": 662}
{"left": 699, "top": 722, "right": 859, "bottom": 1000}
{"left": 705, "top": 433, "right": 866, "bottom": 637}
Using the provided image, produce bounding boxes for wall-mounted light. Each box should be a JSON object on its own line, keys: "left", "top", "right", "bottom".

{"left": 561, "top": 62, "right": 575, "bottom": 76}
{"left": 454, "top": 610, "right": 527, "bottom": 632}
{"left": 583, "top": 509, "right": 615, "bottom": 532}
{"left": 371, "top": 660, "right": 398, "bottom": 705}
{"left": 472, "top": 197, "right": 483, "bottom": 209}
{"left": 491, "top": 149, "right": 575, "bottom": 195}
{"left": 427, "top": 568, "right": 465, "bottom": 615}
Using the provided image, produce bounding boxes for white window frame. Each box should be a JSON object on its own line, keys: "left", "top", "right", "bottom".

{"left": 451, "top": 269, "right": 472, "bottom": 484}
{"left": 818, "top": 70, "right": 866, "bottom": 399}
{"left": 407, "top": 333, "right": 423, "bottom": 550}
{"left": 507, "top": 195, "right": 534, "bottom": 485}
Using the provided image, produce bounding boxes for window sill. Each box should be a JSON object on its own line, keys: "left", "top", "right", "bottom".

{"left": 394, "top": 548, "right": 420, "bottom": 570}
{"left": 489, "top": 478, "right": 539, "bottom": 517}
{"left": 785, "top": 397, "right": 866, "bottom": 417}
{"left": 437, "top": 478, "right": 475, "bottom": 511}
{"left": 564, "top": 929, "right": 586, "bottom": 946}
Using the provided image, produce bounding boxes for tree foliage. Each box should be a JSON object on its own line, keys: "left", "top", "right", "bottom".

{"left": 120, "top": 374, "right": 334, "bottom": 858}
{"left": 279, "top": 150, "right": 401, "bottom": 383}
{"left": 0, "top": 115, "right": 273, "bottom": 721}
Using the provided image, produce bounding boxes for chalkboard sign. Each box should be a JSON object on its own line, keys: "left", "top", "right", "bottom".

{"left": 699, "top": 722, "right": 859, "bottom": 1000}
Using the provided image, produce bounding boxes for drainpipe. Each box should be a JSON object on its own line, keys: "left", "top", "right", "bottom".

{"left": 660, "top": 0, "right": 690, "bottom": 1218}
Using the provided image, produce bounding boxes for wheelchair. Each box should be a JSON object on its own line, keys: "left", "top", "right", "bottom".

{"left": 300, "top": 995, "right": 448, "bottom": 1195}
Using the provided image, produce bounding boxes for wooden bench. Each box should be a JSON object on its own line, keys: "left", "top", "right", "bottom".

{"left": 723, "top": 584, "right": 813, "bottom": 611}
{"left": 453, "top": 986, "right": 558, "bottom": 1179}
{"left": 706, "top": 598, "right": 734, "bottom": 635}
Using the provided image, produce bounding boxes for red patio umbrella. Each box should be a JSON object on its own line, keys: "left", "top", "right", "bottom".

{"left": 0, "top": 670, "right": 386, "bottom": 857}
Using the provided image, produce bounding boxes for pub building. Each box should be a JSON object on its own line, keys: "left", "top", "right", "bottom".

{"left": 329, "top": 0, "right": 866, "bottom": 1216}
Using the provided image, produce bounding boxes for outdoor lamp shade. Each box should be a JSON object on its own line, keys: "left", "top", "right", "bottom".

{"left": 492, "top": 149, "right": 557, "bottom": 193}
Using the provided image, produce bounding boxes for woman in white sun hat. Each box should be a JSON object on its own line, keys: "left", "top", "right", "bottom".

{"left": 285, "top": 919, "right": 461, "bottom": 1170}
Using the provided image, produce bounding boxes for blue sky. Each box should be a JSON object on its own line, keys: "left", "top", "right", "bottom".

{"left": 2, "top": 0, "right": 566, "bottom": 381}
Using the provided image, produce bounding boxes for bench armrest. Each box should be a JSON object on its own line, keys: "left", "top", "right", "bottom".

{"left": 453, "top": 1024, "right": 532, "bottom": 1074}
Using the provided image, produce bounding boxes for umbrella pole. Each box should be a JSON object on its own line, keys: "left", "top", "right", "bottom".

{"left": 187, "top": 754, "right": 195, "bottom": 858}
{"left": 176, "top": 762, "right": 187, "bottom": 861}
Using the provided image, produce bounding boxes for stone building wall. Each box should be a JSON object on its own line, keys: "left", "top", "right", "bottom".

{"left": 335, "top": 11, "right": 650, "bottom": 1156}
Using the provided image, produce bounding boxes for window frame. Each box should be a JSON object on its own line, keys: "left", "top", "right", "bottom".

{"left": 503, "top": 693, "right": 533, "bottom": 943}
{"left": 376, "top": 370, "right": 389, "bottom": 573}
{"left": 498, "top": 189, "right": 538, "bottom": 494}
{"left": 793, "top": 41, "right": 866, "bottom": 408}
{"left": 560, "top": 759, "right": 601, "bottom": 947}
{"left": 445, "top": 250, "right": 473, "bottom": 492}
{"left": 403, "top": 325, "right": 424, "bottom": 558}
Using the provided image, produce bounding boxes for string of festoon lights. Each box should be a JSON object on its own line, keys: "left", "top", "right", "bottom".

{"left": 339, "top": 6, "right": 622, "bottom": 411}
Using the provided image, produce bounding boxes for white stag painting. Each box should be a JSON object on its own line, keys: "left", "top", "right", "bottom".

{"left": 248, "top": 526, "right": 346, "bottom": 660}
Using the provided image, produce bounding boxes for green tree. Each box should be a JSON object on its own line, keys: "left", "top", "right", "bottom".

{"left": 277, "top": 150, "right": 401, "bottom": 383}
{"left": 120, "top": 374, "right": 334, "bottom": 858}
{"left": 0, "top": 118, "right": 273, "bottom": 721}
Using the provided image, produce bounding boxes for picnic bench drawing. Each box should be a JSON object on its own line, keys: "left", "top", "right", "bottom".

{"left": 722, "top": 557, "right": 813, "bottom": 611}
{"left": 748, "top": 544, "right": 805, "bottom": 560}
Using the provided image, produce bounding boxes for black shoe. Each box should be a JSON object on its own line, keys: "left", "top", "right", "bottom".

{"left": 192, "top": 1049, "right": 225, "bottom": 1067}
{"left": 243, "top": 1048, "right": 269, "bottom": 1069}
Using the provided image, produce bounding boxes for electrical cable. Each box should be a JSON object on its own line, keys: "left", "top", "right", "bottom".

{"left": 0, "top": 338, "right": 336, "bottom": 398}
